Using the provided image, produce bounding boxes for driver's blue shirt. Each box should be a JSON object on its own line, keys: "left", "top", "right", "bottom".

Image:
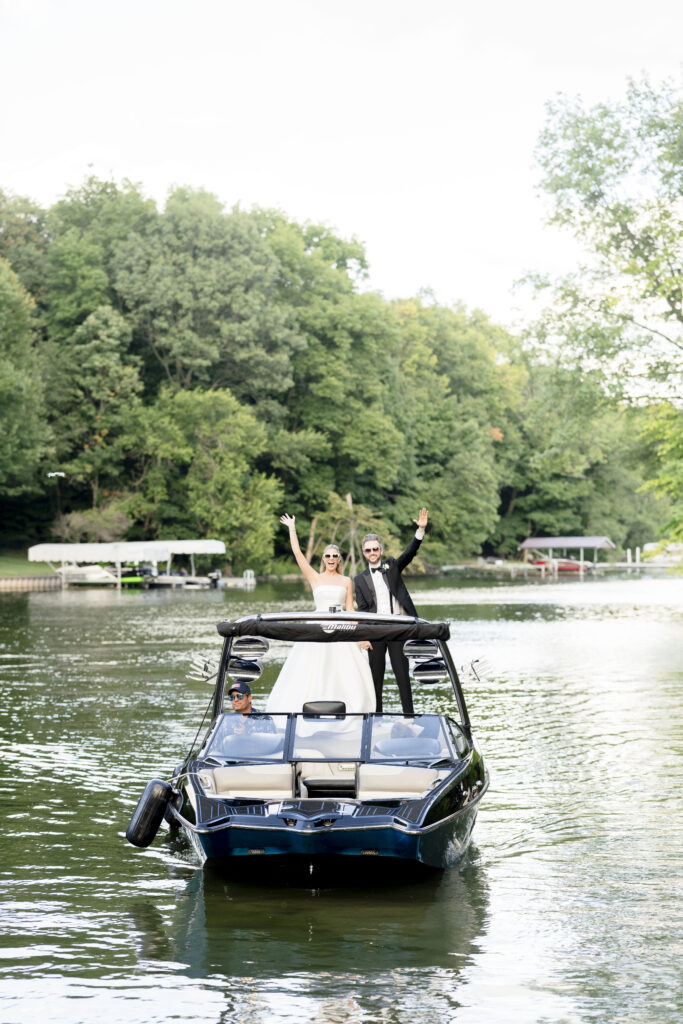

{"left": 231, "top": 707, "right": 276, "bottom": 734}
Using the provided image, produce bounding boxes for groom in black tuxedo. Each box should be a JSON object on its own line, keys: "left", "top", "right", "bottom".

{"left": 354, "top": 508, "right": 428, "bottom": 714}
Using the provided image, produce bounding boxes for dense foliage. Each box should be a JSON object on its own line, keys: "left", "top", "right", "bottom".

{"left": 530, "top": 76, "right": 682, "bottom": 540}
{"left": 1, "top": 86, "right": 677, "bottom": 569}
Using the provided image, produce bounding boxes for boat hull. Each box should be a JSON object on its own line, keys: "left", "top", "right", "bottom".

{"left": 172, "top": 792, "right": 483, "bottom": 870}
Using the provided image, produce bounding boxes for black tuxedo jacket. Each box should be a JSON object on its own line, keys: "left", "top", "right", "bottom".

{"left": 354, "top": 533, "right": 422, "bottom": 619}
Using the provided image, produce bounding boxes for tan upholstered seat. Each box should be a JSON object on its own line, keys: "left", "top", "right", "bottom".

{"left": 298, "top": 760, "right": 357, "bottom": 798}
{"left": 198, "top": 763, "right": 294, "bottom": 799}
{"left": 356, "top": 764, "right": 448, "bottom": 802}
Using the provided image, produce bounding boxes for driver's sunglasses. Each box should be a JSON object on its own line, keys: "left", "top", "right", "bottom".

{"left": 228, "top": 692, "right": 246, "bottom": 701}
{"left": 364, "top": 546, "right": 380, "bottom": 554}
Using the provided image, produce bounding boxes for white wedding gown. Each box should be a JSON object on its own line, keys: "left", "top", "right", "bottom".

{"left": 266, "top": 584, "right": 376, "bottom": 713}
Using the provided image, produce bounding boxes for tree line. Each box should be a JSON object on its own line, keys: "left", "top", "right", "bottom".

{"left": 0, "top": 79, "right": 679, "bottom": 570}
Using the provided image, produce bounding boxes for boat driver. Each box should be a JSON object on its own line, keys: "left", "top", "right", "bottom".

{"left": 227, "top": 681, "right": 275, "bottom": 734}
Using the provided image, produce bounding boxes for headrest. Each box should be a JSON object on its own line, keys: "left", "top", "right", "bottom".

{"left": 302, "top": 701, "right": 347, "bottom": 716}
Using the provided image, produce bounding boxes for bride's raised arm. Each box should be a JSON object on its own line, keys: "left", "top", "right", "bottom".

{"left": 345, "top": 578, "right": 354, "bottom": 611}
{"left": 280, "top": 514, "right": 318, "bottom": 587}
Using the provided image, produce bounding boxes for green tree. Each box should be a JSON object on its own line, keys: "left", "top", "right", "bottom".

{"left": 489, "top": 359, "right": 667, "bottom": 554}
{"left": 533, "top": 77, "right": 683, "bottom": 395}
{"left": 133, "top": 388, "right": 282, "bottom": 570}
{"left": 255, "top": 213, "right": 403, "bottom": 512}
{"left": 530, "top": 76, "right": 682, "bottom": 549}
{"left": 45, "top": 177, "right": 156, "bottom": 342}
{"left": 49, "top": 305, "right": 143, "bottom": 507}
{"left": 640, "top": 403, "right": 683, "bottom": 540}
{"left": 0, "top": 259, "right": 50, "bottom": 495}
{"left": 0, "top": 190, "right": 49, "bottom": 308}
{"left": 390, "top": 298, "right": 508, "bottom": 560}
{"left": 113, "top": 189, "right": 303, "bottom": 398}
{"left": 53, "top": 499, "right": 133, "bottom": 543}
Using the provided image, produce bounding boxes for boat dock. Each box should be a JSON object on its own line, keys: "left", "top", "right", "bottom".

{"left": 26, "top": 539, "right": 232, "bottom": 590}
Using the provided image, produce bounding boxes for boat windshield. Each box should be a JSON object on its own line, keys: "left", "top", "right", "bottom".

{"left": 204, "top": 713, "right": 289, "bottom": 761}
{"left": 368, "top": 714, "right": 451, "bottom": 762}
{"left": 201, "top": 712, "right": 454, "bottom": 764}
{"left": 291, "top": 714, "right": 364, "bottom": 761}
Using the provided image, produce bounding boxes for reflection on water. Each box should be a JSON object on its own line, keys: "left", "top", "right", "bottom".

{"left": 0, "top": 575, "right": 681, "bottom": 1023}
{"left": 135, "top": 854, "right": 488, "bottom": 977}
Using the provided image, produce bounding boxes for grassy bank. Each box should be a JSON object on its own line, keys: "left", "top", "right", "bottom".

{"left": 0, "top": 552, "right": 53, "bottom": 577}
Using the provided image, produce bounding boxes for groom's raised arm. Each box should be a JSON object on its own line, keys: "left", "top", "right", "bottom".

{"left": 395, "top": 507, "right": 429, "bottom": 572}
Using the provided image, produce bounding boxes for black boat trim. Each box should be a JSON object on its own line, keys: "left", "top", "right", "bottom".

{"left": 171, "top": 781, "right": 488, "bottom": 838}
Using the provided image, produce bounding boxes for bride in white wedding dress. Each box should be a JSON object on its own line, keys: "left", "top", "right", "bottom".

{"left": 266, "top": 514, "right": 376, "bottom": 714}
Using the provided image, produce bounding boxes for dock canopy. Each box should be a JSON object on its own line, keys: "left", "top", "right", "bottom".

{"left": 218, "top": 612, "right": 450, "bottom": 644}
{"left": 518, "top": 536, "right": 615, "bottom": 565}
{"left": 28, "top": 539, "right": 225, "bottom": 563}
{"left": 518, "top": 536, "right": 615, "bottom": 552}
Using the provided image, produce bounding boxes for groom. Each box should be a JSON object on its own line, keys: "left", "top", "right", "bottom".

{"left": 354, "top": 508, "right": 428, "bottom": 715}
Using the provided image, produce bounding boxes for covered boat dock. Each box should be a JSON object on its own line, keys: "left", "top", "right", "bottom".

{"left": 28, "top": 539, "right": 226, "bottom": 589}
{"left": 518, "top": 536, "right": 616, "bottom": 571}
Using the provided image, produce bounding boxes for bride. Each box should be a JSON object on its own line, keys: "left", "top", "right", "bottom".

{"left": 266, "top": 514, "right": 376, "bottom": 713}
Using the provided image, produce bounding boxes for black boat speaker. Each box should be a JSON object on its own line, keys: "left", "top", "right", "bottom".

{"left": 302, "top": 700, "right": 347, "bottom": 716}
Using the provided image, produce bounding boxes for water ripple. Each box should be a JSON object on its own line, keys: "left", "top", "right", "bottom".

{"left": 0, "top": 578, "right": 681, "bottom": 1024}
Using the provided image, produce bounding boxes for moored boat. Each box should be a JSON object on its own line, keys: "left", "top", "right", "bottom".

{"left": 56, "top": 563, "right": 149, "bottom": 587}
{"left": 530, "top": 556, "right": 593, "bottom": 571}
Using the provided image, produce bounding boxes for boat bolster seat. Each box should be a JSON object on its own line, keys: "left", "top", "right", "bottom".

{"left": 198, "top": 763, "right": 295, "bottom": 799}
{"left": 356, "top": 764, "right": 450, "bottom": 802}
{"left": 297, "top": 760, "right": 358, "bottom": 797}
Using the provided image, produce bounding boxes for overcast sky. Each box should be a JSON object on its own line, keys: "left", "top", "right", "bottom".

{"left": 1, "top": 0, "right": 681, "bottom": 328}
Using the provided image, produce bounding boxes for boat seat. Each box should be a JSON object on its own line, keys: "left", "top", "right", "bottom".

{"left": 198, "top": 763, "right": 295, "bottom": 799}
{"left": 356, "top": 764, "right": 449, "bottom": 802}
{"left": 297, "top": 760, "right": 356, "bottom": 778}
{"left": 297, "top": 760, "right": 357, "bottom": 798}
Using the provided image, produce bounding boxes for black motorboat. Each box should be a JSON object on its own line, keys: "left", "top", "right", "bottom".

{"left": 126, "top": 612, "right": 488, "bottom": 870}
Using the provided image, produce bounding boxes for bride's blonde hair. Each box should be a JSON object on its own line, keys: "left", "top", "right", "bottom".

{"left": 320, "top": 544, "right": 343, "bottom": 575}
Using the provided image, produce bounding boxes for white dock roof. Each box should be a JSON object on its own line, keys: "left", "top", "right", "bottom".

{"left": 28, "top": 539, "right": 226, "bottom": 562}
{"left": 518, "top": 536, "right": 616, "bottom": 551}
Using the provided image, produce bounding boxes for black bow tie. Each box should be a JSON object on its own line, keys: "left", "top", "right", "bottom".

{"left": 371, "top": 567, "right": 384, "bottom": 573}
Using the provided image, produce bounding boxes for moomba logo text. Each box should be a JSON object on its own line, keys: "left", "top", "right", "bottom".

{"left": 320, "top": 622, "right": 358, "bottom": 635}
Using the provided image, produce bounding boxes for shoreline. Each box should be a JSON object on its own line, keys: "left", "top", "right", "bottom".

{"left": 2, "top": 552, "right": 676, "bottom": 588}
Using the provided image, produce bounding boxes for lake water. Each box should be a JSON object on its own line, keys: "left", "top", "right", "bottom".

{"left": 0, "top": 574, "right": 681, "bottom": 1023}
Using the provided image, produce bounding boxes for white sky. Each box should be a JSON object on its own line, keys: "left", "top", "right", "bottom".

{"left": 1, "top": 0, "right": 682, "bottom": 328}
